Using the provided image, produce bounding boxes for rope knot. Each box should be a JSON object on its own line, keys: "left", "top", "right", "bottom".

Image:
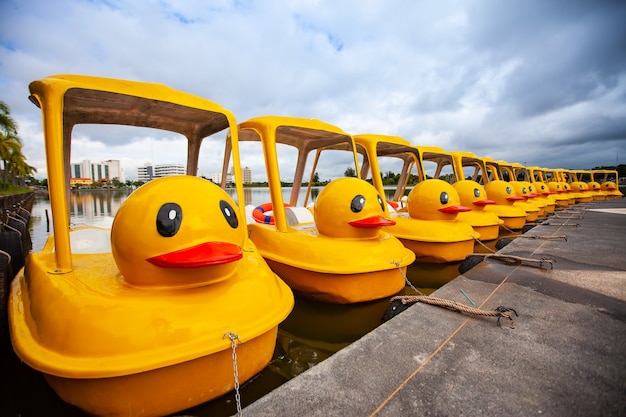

{"left": 494, "top": 306, "right": 518, "bottom": 327}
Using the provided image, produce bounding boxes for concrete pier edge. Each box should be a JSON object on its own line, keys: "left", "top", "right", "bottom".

{"left": 242, "top": 198, "right": 626, "bottom": 417}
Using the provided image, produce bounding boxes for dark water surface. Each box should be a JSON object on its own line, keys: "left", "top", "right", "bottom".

{"left": 2, "top": 188, "right": 452, "bottom": 417}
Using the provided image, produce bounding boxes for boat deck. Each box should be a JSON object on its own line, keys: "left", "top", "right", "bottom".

{"left": 242, "top": 198, "right": 626, "bottom": 416}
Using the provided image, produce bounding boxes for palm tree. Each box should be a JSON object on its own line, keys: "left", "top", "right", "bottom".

{"left": 0, "top": 101, "right": 18, "bottom": 135}
{"left": 0, "top": 100, "right": 34, "bottom": 187}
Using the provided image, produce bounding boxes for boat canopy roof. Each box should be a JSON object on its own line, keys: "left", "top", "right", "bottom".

{"left": 228, "top": 115, "right": 360, "bottom": 231}
{"left": 238, "top": 116, "right": 351, "bottom": 151}
{"left": 351, "top": 134, "right": 423, "bottom": 202}
{"left": 29, "top": 74, "right": 241, "bottom": 272}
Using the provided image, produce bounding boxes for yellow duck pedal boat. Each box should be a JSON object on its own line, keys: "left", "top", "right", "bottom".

{"left": 483, "top": 180, "right": 528, "bottom": 230}
{"left": 388, "top": 179, "right": 477, "bottom": 263}
{"left": 452, "top": 180, "right": 503, "bottom": 241}
{"left": 228, "top": 117, "right": 415, "bottom": 304}
{"left": 9, "top": 75, "right": 293, "bottom": 417}
{"left": 351, "top": 134, "right": 477, "bottom": 263}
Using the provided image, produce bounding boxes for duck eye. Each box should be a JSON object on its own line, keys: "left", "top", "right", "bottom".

{"left": 377, "top": 195, "right": 385, "bottom": 211}
{"left": 439, "top": 192, "right": 449, "bottom": 204}
{"left": 473, "top": 188, "right": 480, "bottom": 198}
{"left": 505, "top": 186, "right": 512, "bottom": 195}
{"left": 522, "top": 187, "right": 527, "bottom": 194}
{"left": 220, "top": 200, "right": 238, "bottom": 229}
{"left": 556, "top": 185, "right": 561, "bottom": 190}
{"left": 351, "top": 195, "right": 365, "bottom": 213}
{"left": 156, "top": 203, "right": 182, "bottom": 237}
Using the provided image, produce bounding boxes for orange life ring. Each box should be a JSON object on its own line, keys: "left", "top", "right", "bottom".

{"left": 252, "top": 202, "right": 291, "bottom": 225}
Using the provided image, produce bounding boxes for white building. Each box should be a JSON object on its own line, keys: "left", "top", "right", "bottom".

{"left": 155, "top": 163, "right": 185, "bottom": 177}
{"left": 137, "top": 164, "right": 155, "bottom": 182}
{"left": 71, "top": 159, "right": 125, "bottom": 183}
{"left": 137, "top": 163, "right": 186, "bottom": 182}
{"left": 211, "top": 171, "right": 234, "bottom": 184}
{"left": 212, "top": 167, "right": 250, "bottom": 184}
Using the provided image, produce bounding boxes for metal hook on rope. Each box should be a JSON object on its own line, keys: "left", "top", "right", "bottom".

{"left": 224, "top": 332, "right": 243, "bottom": 416}
{"left": 495, "top": 306, "right": 519, "bottom": 327}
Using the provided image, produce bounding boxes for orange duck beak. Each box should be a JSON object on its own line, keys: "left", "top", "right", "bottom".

{"left": 147, "top": 241, "right": 243, "bottom": 268}
{"left": 507, "top": 195, "right": 526, "bottom": 201}
{"left": 349, "top": 215, "right": 396, "bottom": 228}
{"left": 439, "top": 205, "right": 471, "bottom": 214}
{"left": 473, "top": 199, "right": 496, "bottom": 206}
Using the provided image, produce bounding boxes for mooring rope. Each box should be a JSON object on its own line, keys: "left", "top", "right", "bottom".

{"left": 542, "top": 221, "right": 579, "bottom": 227}
{"left": 390, "top": 295, "right": 518, "bottom": 327}
{"left": 517, "top": 234, "right": 567, "bottom": 241}
{"left": 498, "top": 223, "right": 517, "bottom": 234}
{"left": 468, "top": 252, "right": 555, "bottom": 269}
{"left": 472, "top": 235, "right": 497, "bottom": 253}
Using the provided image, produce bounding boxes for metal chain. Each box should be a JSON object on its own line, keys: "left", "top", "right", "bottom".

{"left": 224, "top": 332, "right": 243, "bottom": 416}
{"left": 392, "top": 260, "right": 425, "bottom": 296}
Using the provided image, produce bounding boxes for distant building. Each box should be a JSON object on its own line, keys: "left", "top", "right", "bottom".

{"left": 211, "top": 171, "right": 234, "bottom": 185}
{"left": 155, "top": 163, "right": 185, "bottom": 177}
{"left": 212, "top": 167, "right": 250, "bottom": 185}
{"left": 137, "top": 163, "right": 185, "bottom": 182}
{"left": 71, "top": 160, "right": 125, "bottom": 183}
{"left": 137, "top": 164, "right": 155, "bottom": 182}
{"left": 242, "top": 166, "right": 252, "bottom": 184}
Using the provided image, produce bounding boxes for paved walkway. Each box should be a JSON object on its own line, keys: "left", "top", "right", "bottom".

{"left": 242, "top": 198, "right": 626, "bottom": 417}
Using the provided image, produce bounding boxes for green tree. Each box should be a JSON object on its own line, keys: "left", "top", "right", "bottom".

{"left": 0, "top": 100, "right": 35, "bottom": 187}
{"left": 344, "top": 167, "right": 356, "bottom": 177}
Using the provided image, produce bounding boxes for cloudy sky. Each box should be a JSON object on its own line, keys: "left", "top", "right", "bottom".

{"left": 1, "top": 0, "right": 625, "bottom": 181}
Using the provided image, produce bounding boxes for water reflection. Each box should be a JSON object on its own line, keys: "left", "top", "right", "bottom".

{"left": 69, "top": 189, "right": 132, "bottom": 224}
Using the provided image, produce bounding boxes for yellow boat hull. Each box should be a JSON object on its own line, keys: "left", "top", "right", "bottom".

{"left": 469, "top": 224, "right": 501, "bottom": 241}
{"left": 397, "top": 238, "right": 475, "bottom": 263}
{"left": 9, "top": 236, "right": 293, "bottom": 417}
{"left": 484, "top": 205, "right": 527, "bottom": 230}
{"left": 248, "top": 224, "right": 415, "bottom": 303}
{"left": 265, "top": 259, "right": 407, "bottom": 304}
{"left": 456, "top": 211, "right": 503, "bottom": 241}
{"left": 387, "top": 215, "right": 477, "bottom": 263}
{"left": 43, "top": 329, "right": 277, "bottom": 417}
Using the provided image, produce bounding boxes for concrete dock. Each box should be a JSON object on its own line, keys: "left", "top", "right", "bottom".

{"left": 241, "top": 198, "right": 626, "bottom": 416}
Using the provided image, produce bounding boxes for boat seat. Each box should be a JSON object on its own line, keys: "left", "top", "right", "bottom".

{"left": 285, "top": 207, "right": 315, "bottom": 226}
{"left": 69, "top": 227, "right": 112, "bottom": 254}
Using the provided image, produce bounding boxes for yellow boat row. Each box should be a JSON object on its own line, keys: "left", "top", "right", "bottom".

{"left": 8, "top": 74, "right": 623, "bottom": 417}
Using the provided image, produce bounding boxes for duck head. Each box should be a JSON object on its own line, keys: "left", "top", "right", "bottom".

{"left": 407, "top": 179, "right": 470, "bottom": 221}
{"left": 547, "top": 182, "right": 566, "bottom": 194}
{"left": 314, "top": 177, "right": 395, "bottom": 239}
{"left": 588, "top": 181, "right": 601, "bottom": 191}
{"left": 570, "top": 181, "right": 590, "bottom": 193}
{"left": 535, "top": 182, "right": 555, "bottom": 196}
{"left": 601, "top": 181, "right": 617, "bottom": 192}
{"left": 452, "top": 180, "right": 495, "bottom": 212}
{"left": 111, "top": 176, "right": 245, "bottom": 288}
{"left": 511, "top": 181, "right": 537, "bottom": 200}
{"left": 484, "top": 180, "right": 525, "bottom": 206}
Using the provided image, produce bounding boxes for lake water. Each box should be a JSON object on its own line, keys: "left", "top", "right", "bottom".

{"left": 5, "top": 187, "right": 457, "bottom": 417}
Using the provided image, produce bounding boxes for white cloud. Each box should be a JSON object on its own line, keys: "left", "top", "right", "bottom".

{"left": 1, "top": 0, "right": 625, "bottom": 180}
